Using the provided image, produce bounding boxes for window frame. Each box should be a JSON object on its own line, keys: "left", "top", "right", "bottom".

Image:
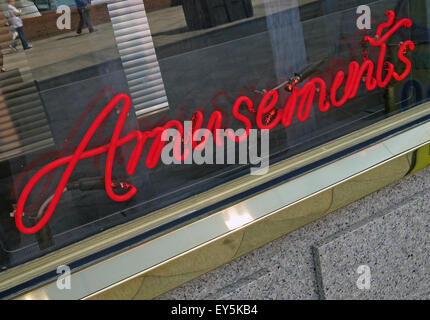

{"left": 1, "top": 99, "right": 430, "bottom": 299}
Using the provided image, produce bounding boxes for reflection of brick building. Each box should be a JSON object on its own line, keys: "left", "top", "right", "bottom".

{"left": 22, "top": 0, "right": 174, "bottom": 41}
{"left": 23, "top": 3, "right": 109, "bottom": 40}
{"left": 143, "top": 0, "right": 172, "bottom": 12}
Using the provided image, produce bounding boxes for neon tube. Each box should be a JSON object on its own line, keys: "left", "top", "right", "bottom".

{"left": 15, "top": 12, "right": 414, "bottom": 234}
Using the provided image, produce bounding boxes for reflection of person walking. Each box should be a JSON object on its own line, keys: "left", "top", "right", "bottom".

{"left": 75, "top": 0, "right": 95, "bottom": 34}
{"left": 7, "top": 0, "right": 31, "bottom": 50}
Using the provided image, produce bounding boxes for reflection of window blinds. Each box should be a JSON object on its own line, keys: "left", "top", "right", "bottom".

{"left": 0, "top": 9, "right": 54, "bottom": 162}
{"left": 0, "top": 69, "right": 54, "bottom": 162}
{"left": 107, "top": 0, "right": 169, "bottom": 117}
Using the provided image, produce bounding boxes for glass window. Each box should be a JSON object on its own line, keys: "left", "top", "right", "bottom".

{"left": 0, "top": 0, "right": 428, "bottom": 272}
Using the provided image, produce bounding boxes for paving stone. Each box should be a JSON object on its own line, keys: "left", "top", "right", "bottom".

{"left": 313, "top": 189, "right": 430, "bottom": 300}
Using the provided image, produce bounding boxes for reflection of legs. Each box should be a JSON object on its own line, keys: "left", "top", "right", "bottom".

{"left": 9, "top": 30, "right": 18, "bottom": 50}
{"left": 82, "top": 7, "right": 94, "bottom": 33}
{"left": 77, "top": 7, "right": 94, "bottom": 33}
{"left": 16, "top": 27, "right": 30, "bottom": 50}
{"left": 0, "top": 51, "right": 4, "bottom": 71}
{"left": 77, "top": 8, "right": 84, "bottom": 34}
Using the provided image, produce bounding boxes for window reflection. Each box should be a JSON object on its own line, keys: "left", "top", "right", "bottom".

{"left": 0, "top": 0, "right": 428, "bottom": 274}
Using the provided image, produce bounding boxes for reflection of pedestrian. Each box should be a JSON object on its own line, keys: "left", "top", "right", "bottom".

{"left": 75, "top": 0, "right": 95, "bottom": 34}
{"left": 7, "top": 0, "right": 31, "bottom": 50}
{"left": 0, "top": 11, "right": 6, "bottom": 72}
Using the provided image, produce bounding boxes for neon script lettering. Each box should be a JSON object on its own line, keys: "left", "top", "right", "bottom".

{"left": 15, "top": 11, "right": 414, "bottom": 234}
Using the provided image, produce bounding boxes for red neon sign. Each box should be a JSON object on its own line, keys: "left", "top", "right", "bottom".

{"left": 15, "top": 11, "right": 414, "bottom": 234}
